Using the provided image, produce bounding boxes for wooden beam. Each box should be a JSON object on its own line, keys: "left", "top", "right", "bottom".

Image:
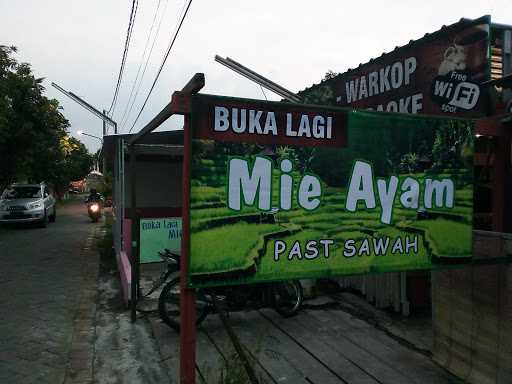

{"left": 181, "top": 72, "right": 205, "bottom": 94}
{"left": 169, "top": 91, "right": 193, "bottom": 114}
{"left": 128, "top": 73, "right": 205, "bottom": 145}
{"left": 480, "top": 71, "right": 512, "bottom": 87}
{"left": 492, "top": 139, "right": 508, "bottom": 231}
{"left": 475, "top": 114, "right": 512, "bottom": 137}
{"left": 473, "top": 230, "right": 512, "bottom": 259}
{"left": 474, "top": 152, "right": 495, "bottom": 166}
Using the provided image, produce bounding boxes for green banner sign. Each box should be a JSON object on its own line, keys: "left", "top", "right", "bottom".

{"left": 188, "top": 94, "right": 474, "bottom": 287}
{"left": 139, "top": 217, "right": 182, "bottom": 263}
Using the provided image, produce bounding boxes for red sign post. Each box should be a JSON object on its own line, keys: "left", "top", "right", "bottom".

{"left": 180, "top": 112, "right": 196, "bottom": 384}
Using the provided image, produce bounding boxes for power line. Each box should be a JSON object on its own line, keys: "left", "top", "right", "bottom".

{"left": 127, "top": 0, "right": 190, "bottom": 133}
{"left": 119, "top": 0, "right": 169, "bottom": 132}
{"left": 259, "top": 85, "right": 268, "bottom": 100}
{"left": 128, "top": 0, "right": 193, "bottom": 134}
{"left": 111, "top": 0, "right": 139, "bottom": 116}
{"left": 118, "top": 0, "right": 163, "bottom": 129}
{"left": 108, "top": 0, "right": 139, "bottom": 116}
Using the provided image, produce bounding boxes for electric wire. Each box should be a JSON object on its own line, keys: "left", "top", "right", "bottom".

{"left": 110, "top": 0, "right": 139, "bottom": 116}
{"left": 127, "top": 0, "right": 189, "bottom": 133}
{"left": 260, "top": 84, "right": 268, "bottom": 100}
{"left": 119, "top": 0, "right": 169, "bottom": 132}
{"left": 108, "top": 0, "right": 139, "bottom": 117}
{"left": 118, "top": 0, "right": 164, "bottom": 130}
{"left": 127, "top": 0, "right": 193, "bottom": 133}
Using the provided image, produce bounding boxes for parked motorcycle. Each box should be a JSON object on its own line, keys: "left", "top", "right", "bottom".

{"left": 151, "top": 249, "right": 303, "bottom": 331}
{"left": 87, "top": 202, "right": 101, "bottom": 222}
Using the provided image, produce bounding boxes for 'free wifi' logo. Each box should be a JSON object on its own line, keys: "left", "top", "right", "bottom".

{"left": 431, "top": 70, "right": 480, "bottom": 113}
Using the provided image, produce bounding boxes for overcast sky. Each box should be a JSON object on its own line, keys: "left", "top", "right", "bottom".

{"left": 1, "top": 0, "right": 510, "bottom": 152}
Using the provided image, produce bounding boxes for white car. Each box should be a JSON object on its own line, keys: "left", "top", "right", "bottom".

{"left": 0, "top": 182, "right": 56, "bottom": 227}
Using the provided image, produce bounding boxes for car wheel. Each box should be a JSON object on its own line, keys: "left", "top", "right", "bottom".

{"left": 49, "top": 207, "right": 56, "bottom": 222}
{"left": 38, "top": 211, "right": 48, "bottom": 228}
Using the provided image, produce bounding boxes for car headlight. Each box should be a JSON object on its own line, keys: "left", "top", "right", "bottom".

{"left": 28, "top": 202, "right": 43, "bottom": 209}
{"left": 0, "top": 203, "right": 6, "bottom": 210}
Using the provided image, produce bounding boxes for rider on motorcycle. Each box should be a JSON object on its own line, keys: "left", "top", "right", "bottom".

{"left": 86, "top": 188, "right": 103, "bottom": 222}
{"left": 86, "top": 188, "right": 103, "bottom": 203}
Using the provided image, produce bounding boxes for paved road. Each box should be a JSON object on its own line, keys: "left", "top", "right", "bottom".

{"left": 0, "top": 199, "right": 99, "bottom": 384}
{"left": 0, "top": 198, "right": 462, "bottom": 384}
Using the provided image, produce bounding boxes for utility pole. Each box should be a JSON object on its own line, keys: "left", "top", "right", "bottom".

{"left": 51, "top": 82, "right": 117, "bottom": 134}
{"left": 51, "top": 82, "right": 117, "bottom": 173}
{"left": 77, "top": 131, "right": 104, "bottom": 173}
{"left": 103, "top": 109, "right": 107, "bottom": 136}
{"left": 102, "top": 110, "right": 107, "bottom": 172}
{"left": 215, "top": 55, "right": 302, "bottom": 103}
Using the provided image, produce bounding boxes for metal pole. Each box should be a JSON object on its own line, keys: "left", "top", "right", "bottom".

{"left": 225, "top": 56, "right": 301, "bottom": 102}
{"left": 180, "top": 114, "right": 196, "bottom": 384}
{"left": 51, "top": 82, "right": 117, "bottom": 128}
{"left": 102, "top": 110, "right": 107, "bottom": 136}
{"left": 215, "top": 55, "right": 301, "bottom": 103}
{"left": 103, "top": 110, "right": 107, "bottom": 173}
{"left": 129, "top": 144, "right": 138, "bottom": 322}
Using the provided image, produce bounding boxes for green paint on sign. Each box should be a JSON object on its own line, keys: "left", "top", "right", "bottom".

{"left": 188, "top": 95, "right": 476, "bottom": 287}
{"left": 139, "top": 217, "right": 182, "bottom": 263}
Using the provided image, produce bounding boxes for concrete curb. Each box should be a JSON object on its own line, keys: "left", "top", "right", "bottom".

{"left": 63, "top": 225, "right": 101, "bottom": 384}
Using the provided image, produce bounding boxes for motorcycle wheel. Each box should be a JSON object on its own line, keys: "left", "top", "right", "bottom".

{"left": 272, "top": 280, "right": 303, "bottom": 317}
{"left": 158, "top": 277, "right": 209, "bottom": 331}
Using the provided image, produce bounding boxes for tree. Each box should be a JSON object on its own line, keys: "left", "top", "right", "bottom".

{"left": 53, "top": 135, "right": 94, "bottom": 194}
{"left": 399, "top": 153, "right": 420, "bottom": 173}
{"left": 431, "top": 120, "right": 474, "bottom": 171}
{"left": 0, "top": 46, "right": 93, "bottom": 193}
{"left": 323, "top": 70, "right": 339, "bottom": 81}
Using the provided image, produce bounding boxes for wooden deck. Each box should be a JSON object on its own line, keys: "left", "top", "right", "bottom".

{"left": 150, "top": 304, "right": 461, "bottom": 384}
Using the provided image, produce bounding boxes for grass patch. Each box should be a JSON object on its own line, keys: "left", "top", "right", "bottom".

{"left": 191, "top": 206, "right": 259, "bottom": 221}
{"left": 190, "top": 223, "right": 283, "bottom": 274}
{"left": 191, "top": 186, "right": 225, "bottom": 203}
{"left": 307, "top": 222, "right": 341, "bottom": 231}
{"left": 330, "top": 230, "right": 368, "bottom": 243}
{"left": 188, "top": 157, "right": 473, "bottom": 284}
{"left": 404, "top": 219, "right": 471, "bottom": 257}
{"left": 254, "top": 225, "right": 431, "bottom": 282}
{"left": 292, "top": 211, "right": 381, "bottom": 225}
{"left": 97, "top": 214, "right": 116, "bottom": 272}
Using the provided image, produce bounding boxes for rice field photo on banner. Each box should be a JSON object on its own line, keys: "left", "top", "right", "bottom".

{"left": 187, "top": 94, "right": 474, "bottom": 287}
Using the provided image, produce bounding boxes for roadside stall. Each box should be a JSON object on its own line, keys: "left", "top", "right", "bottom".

{"left": 103, "top": 130, "right": 184, "bottom": 303}
{"left": 102, "top": 14, "right": 512, "bottom": 384}
{"left": 298, "top": 15, "right": 512, "bottom": 315}
{"left": 298, "top": 15, "right": 512, "bottom": 383}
